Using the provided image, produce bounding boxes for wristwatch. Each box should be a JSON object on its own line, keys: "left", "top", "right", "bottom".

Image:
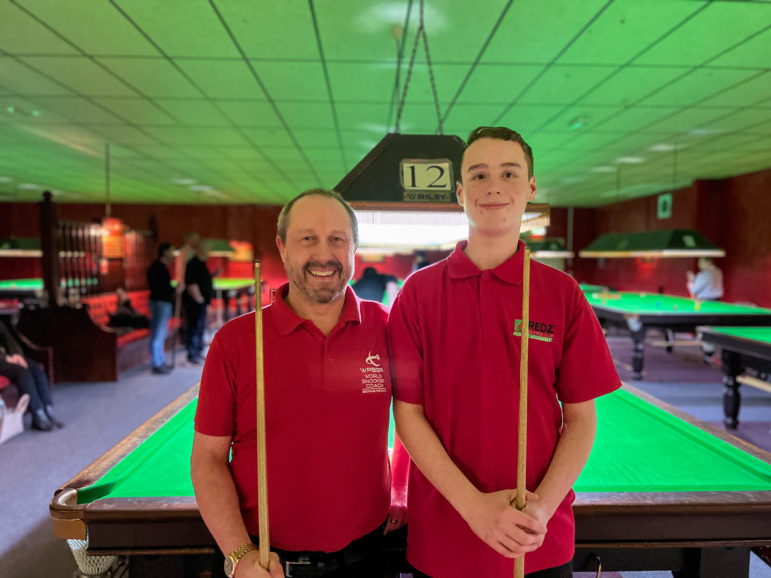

{"left": 224, "top": 542, "right": 258, "bottom": 577}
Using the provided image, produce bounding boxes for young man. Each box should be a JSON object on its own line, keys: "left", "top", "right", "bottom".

{"left": 191, "top": 189, "right": 405, "bottom": 578}
{"left": 388, "top": 127, "right": 621, "bottom": 577}
{"left": 147, "top": 242, "right": 175, "bottom": 374}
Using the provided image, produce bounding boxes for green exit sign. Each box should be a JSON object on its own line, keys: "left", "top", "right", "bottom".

{"left": 657, "top": 193, "right": 673, "bottom": 220}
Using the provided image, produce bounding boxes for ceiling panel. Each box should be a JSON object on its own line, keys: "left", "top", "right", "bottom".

{"left": 640, "top": 68, "right": 761, "bottom": 107}
{"left": 0, "top": 0, "right": 768, "bottom": 206}
{"left": 0, "top": 57, "right": 75, "bottom": 96}
{"left": 483, "top": 0, "right": 612, "bottom": 64}
{"left": 113, "top": 0, "right": 240, "bottom": 58}
{"left": 0, "top": 2, "right": 79, "bottom": 55}
{"left": 635, "top": 2, "right": 771, "bottom": 67}
{"left": 14, "top": 0, "right": 158, "bottom": 56}
{"left": 557, "top": 1, "right": 703, "bottom": 65}
{"left": 19, "top": 56, "right": 138, "bottom": 97}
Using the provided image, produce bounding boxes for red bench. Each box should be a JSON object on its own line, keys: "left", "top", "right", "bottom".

{"left": 16, "top": 291, "right": 180, "bottom": 383}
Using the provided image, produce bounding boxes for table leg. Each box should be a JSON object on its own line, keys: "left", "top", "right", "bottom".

{"left": 721, "top": 349, "right": 743, "bottom": 430}
{"left": 631, "top": 331, "right": 645, "bottom": 380}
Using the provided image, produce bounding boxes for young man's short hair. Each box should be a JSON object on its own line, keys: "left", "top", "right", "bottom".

{"left": 466, "top": 126, "right": 534, "bottom": 178}
{"left": 277, "top": 188, "right": 359, "bottom": 245}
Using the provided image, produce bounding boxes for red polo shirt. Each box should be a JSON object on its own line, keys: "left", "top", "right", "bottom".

{"left": 388, "top": 241, "right": 620, "bottom": 577}
{"left": 195, "top": 284, "right": 392, "bottom": 552}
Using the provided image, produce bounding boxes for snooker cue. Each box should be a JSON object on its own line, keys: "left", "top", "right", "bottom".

{"left": 254, "top": 261, "right": 271, "bottom": 569}
{"left": 514, "top": 246, "right": 531, "bottom": 578}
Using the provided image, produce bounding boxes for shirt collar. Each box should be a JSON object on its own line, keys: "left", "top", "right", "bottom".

{"left": 271, "top": 282, "right": 362, "bottom": 336}
{"left": 447, "top": 239, "right": 526, "bottom": 285}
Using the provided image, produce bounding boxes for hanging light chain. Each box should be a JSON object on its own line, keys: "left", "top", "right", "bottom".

{"left": 394, "top": 0, "right": 444, "bottom": 135}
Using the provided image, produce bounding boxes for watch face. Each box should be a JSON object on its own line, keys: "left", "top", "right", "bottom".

{"left": 223, "top": 557, "right": 235, "bottom": 577}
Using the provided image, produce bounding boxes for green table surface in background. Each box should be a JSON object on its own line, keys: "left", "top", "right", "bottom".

{"left": 704, "top": 326, "right": 771, "bottom": 345}
{"left": 583, "top": 290, "right": 771, "bottom": 315}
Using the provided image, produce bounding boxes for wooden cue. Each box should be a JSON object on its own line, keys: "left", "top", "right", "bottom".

{"left": 254, "top": 261, "right": 270, "bottom": 569}
{"left": 514, "top": 246, "right": 531, "bottom": 578}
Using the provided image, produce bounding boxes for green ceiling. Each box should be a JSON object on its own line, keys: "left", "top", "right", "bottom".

{"left": 0, "top": 0, "right": 769, "bottom": 207}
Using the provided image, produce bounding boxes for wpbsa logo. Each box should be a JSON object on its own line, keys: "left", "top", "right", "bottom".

{"left": 360, "top": 351, "right": 386, "bottom": 393}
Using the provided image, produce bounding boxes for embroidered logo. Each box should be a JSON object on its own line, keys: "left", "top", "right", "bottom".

{"left": 513, "top": 319, "right": 555, "bottom": 343}
{"left": 365, "top": 352, "right": 381, "bottom": 367}
{"left": 360, "top": 351, "right": 386, "bottom": 393}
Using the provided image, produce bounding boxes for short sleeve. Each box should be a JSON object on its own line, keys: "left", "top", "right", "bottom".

{"left": 554, "top": 286, "right": 621, "bottom": 404}
{"left": 194, "top": 334, "right": 237, "bottom": 437}
{"left": 387, "top": 285, "right": 425, "bottom": 405}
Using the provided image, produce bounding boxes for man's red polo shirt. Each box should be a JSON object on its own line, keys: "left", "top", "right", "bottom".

{"left": 195, "top": 284, "right": 392, "bottom": 552}
{"left": 388, "top": 241, "right": 620, "bottom": 577}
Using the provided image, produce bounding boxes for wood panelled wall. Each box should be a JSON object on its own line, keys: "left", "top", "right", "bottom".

{"left": 2, "top": 167, "right": 769, "bottom": 307}
{"left": 547, "top": 168, "right": 771, "bottom": 308}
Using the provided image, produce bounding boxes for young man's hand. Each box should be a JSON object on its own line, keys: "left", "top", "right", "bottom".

{"left": 235, "top": 549, "right": 283, "bottom": 577}
{"left": 463, "top": 489, "right": 547, "bottom": 558}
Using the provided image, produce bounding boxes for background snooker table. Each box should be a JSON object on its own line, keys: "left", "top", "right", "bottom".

{"left": 699, "top": 327, "right": 771, "bottom": 429}
{"left": 50, "top": 384, "right": 771, "bottom": 578}
{"left": 582, "top": 289, "right": 771, "bottom": 380}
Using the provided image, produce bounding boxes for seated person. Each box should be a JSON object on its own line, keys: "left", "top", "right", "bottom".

{"left": 108, "top": 288, "right": 150, "bottom": 331}
{"left": 352, "top": 266, "right": 400, "bottom": 306}
{"left": 0, "top": 322, "right": 62, "bottom": 431}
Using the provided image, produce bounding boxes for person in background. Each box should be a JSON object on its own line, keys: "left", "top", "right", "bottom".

{"left": 183, "top": 239, "right": 214, "bottom": 365}
{"left": 351, "top": 266, "right": 400, "bottom": 307}
{"left": 388, "top": 126, "right": 621, "bottom": 578}
{"left": 0, "top": 322, "right": 63, "bottom": 431}
{"left": 687, "top": 257, "right": 724, "bottom": 363}
{"left": 686, "top": 257, "right": 723, "bottom": 301}
{"left": 147, "top": 242, "right": 176, "bottom": 375}
{"left": 191, "top": 189, "right": 407, "bottom": 578}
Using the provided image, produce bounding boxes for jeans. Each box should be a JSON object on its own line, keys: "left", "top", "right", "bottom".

{"left": 0, "top": 358, "right": 52, "bottom": 413}
{"left": 149, "top": 300, "right": 173, "bottom": 368}
{"left": 185, "top": 302, "right": 207, "bottom": 360}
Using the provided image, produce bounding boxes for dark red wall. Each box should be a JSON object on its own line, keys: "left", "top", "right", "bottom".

{"left": 0, "top": 202, "right": 286, "bottom": 306}
{"left": 3, "top": 169, "right": 769, "bottom": 307}
{"left": 559, "top": 169, "right": 771, "bottom": 307}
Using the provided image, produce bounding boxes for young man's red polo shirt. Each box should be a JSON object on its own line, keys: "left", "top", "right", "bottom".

{"left": 388, "top": 241, "right": 620, "bottom": 577}
{"left": 195, "top": 284, "right": 392, "bottom": 552}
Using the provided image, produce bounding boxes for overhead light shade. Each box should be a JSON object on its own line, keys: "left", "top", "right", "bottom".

{"left": 206, "top": 238, "right": 235, "bottom": 257}
{"left": 579, "top": 229, "right": 725, "bottom": 258}
{"left": 524, "top": 237, "right": 575, "bottom": 259}
{"left": 338, "top": 132, "right": 550, "bottom": 253}
{"left": 0, "top": 237, "right": 42, "bottom": 257}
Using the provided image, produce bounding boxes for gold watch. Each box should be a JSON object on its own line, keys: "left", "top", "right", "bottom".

{"left": 224, "top": 542, "right": 258, "bottom": 577}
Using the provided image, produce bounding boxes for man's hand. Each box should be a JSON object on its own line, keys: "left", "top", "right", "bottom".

{"left": 234, "top": 549, "right": 283, "bottom": 577}
{"left": 6, "top": 354, "right": 27, "bottom": 368}
{"left": 463, "top": 489, "right": 547, "bottom": 558}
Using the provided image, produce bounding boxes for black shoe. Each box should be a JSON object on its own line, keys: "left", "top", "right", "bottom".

{"left": 187, "top": 355, "right": 203, "bottom": 365}
{"left": 45, "top": 406, "right": 65, "bottom": 429}
{"left": 152, "top": 365, "right": 173, "bottom": 375}
{"left": 32, "top": 409, "right": 54, "bottom": 431}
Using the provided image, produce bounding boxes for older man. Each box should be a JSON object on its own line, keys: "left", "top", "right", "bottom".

{"left": 191, "top": 189, "right": 405, "bottom": 578}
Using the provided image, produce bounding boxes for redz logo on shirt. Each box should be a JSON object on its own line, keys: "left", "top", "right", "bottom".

{"left": 513, "top": 319, "right": 555, "bottom": 343}
{"left": 360, "top": 351, "right": 387, "bottom": 394}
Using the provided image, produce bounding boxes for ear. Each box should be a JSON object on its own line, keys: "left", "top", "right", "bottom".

{"left": 275, "top": 235, "right": 287, "bottom": 262}
{"left": 456, "top": 181, "right": 465, "bottom": 207}
{"left": 527, "top": 175, "right": 537, "bottom": 202}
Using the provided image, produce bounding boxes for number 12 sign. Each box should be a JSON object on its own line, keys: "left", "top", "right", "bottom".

{"left": 400, "top": 159, "right": 454, "bottom": 202}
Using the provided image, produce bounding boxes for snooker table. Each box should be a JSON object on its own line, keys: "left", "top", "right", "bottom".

{"left": 50, "top": 384, "right": 771, "bottom": 577}
{"left": 212, "top": 277, "right": 254, "bottom": 325}
{"left": 700, "top": 327, "right": 771, "bottom": 429}
{"left": 583, "top": 289, "right": 771, "bottom": 379}
{"left": 0, "top": 277, "right": 99, "bottom": 302}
